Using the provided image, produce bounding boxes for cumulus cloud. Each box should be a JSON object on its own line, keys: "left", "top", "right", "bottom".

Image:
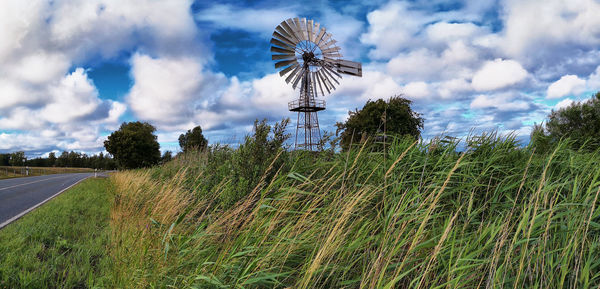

{"left": 546, "top": 74, "right": 586, "bottom": 99}
{"left": 470, "top": 92, "right": 531, "bottom": 111}
{"left": 501, "top": 0, "right": 600, "bottom": 58}
{"left": 195, "top": 4, "right": 296, "bottom": 35}
{"left": 361, "top": 2, "right": 431, "bottom": 59}
{"left": 0, "top": 0, "right": 200, "bottom": 154}
{"left": 554, "top": 98, "right": 574, "bottom": 110}
{"left": 472, "top": 59, "right": 528, "bottom": 91}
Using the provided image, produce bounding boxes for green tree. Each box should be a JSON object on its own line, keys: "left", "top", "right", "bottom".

{"left": 531, "top": 92, "right": 600, "bottom": 151}
{"left": 104, "top": 121, "right": 161, "bottom": 169}
{"left": 9, "top": 151, "right": 26, "bottom": 166}
{"left": 335, "top": 95, "right": 424, "bottom": 150}
{"left": 178, "top": 126, "right": 208, "bottom": 153}
{"left": 161, "top": 151, "right": 172, "bottom": 164}
{"left": 0, "top": 154, "right": 9, "bottom": 166}
{"left": 48, "top": 152, "right": 57, "bottom": 167}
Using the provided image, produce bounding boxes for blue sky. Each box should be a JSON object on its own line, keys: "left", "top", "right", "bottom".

{"left": 1, "top": 0, "right": 600, "bottom": 156}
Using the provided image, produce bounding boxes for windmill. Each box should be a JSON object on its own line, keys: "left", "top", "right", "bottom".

{"left": 270, "top": 17, "right": 362, "bottom": 150}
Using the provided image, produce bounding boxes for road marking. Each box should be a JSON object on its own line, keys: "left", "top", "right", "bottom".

{"left": 0, "top": 175, "right": 90, "bottom": 230}
{"left": 0, "top": 175, "right": 68, "bottom": 191}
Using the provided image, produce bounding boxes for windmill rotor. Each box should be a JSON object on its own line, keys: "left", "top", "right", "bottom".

{"left": 271, "top": 17, "right": 362, "bottom": 150}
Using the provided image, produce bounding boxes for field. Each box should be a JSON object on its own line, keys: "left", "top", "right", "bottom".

{"left": 0, "top": 166, "right": 94, "bottom": 180}
{"left": 0, "top": 178, "right": 111, "bottom": 288}
{"left": 105, "top": 135, "right": 600, "bottom": 288}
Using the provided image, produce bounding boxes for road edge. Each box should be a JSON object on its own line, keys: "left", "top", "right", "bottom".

{"left": 0, "top": 175, "right": 91, "bottom": 230}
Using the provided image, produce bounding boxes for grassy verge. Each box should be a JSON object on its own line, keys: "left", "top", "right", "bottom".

{"left": 0, "top": 166, "right": 94, "bottom": 180}
{"left": 0, "top": 178, "right": 111, "bottom": 289}
{"left": 108, "top": 136, "right": 600, "bottom": 288}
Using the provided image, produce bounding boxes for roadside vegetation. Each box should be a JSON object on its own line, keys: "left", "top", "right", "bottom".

{"left": 101, "top": 94, "right": 600, "bottom": 288}
{"left": 0, "top": 178, "right": 111, "bottom": 288}
{"left": 107, "top": 133, "right": 600, "bottom": 288}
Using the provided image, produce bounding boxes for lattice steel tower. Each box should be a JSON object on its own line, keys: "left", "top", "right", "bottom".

{"left": 270, "top": 17, "right": 362, "bottom": 150}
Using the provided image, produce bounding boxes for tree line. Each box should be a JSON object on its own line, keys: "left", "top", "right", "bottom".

{"left": 0, "top": 151, "right": 117, "bottom": 169}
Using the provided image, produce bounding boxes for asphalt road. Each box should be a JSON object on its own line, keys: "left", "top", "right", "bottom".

{"left": 0, "top": 173, "right": 95, "bottom": 229}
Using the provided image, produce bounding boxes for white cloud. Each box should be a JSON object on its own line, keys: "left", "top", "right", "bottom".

{"left": 127, "top": 54, "right": 211, "bottom": 127}
{"left": 402, "top": 81, "right": 431, "bottom": 99}
{"left": 546, "top": 74, "right": 586, "bottom": 99}
{"left": 554, "top": 98, "right": 574, "bottom": 110}
{"left": 501, "top": 0, "right": 600, "bottom": 58}
{"left": 472, "top": 59, "right": 528, "bottom": 91}
{"left": 470, "top": 93, "right": 531, "bottom": 111}
{"left": 195, "top": 4, "right": 296, "bottom": 35}
{"left": 361, "top": 2, "right": 431, "bottom": 59}
{"left": 426, "top": 22, "right": 484, "bottom": 44}
{"left": 42, "top": 68, "right": 101, "bottom": 124}
{"left": 586, "top": 66, "right": 600, "bottom": 90}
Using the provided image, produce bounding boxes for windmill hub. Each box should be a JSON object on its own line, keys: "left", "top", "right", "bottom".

{"left": 271, "top": 17, "right": 363, "bottom": 151}
{"left": 302, "top": 51, "right": 316, "bottom": 63}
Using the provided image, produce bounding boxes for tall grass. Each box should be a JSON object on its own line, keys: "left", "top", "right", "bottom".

{"left": 109, "top": 134, "right": 600, "bottom": 288}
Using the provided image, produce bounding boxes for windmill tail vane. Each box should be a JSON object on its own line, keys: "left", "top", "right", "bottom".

{"left": 270, "top": 17, "right": 362, "bottom": 151}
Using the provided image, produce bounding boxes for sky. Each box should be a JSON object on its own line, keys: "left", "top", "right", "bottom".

{"left": 1, "top": 0, "right": 600, "bottom": 157}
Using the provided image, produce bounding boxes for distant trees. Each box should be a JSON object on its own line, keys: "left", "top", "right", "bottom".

{"left": 0, "top": 154, "right": 9, "bottom": 166}
{"left": 161, "top": 151, "right": 172, "bottom": 164}
{"left": 104, "top": 121, "right": 161, "bottom": 169}
{"left": 9, "top": 151, "right": 25, "bottom": 166}
{"left": 531, "top": 92, "right": 600, "bottom": 151}
{"left": 0, "top": 150, "right": 115, "bottom": 169}
{"left": 179, "top": 126, "right": 208, "bottom": 153}
{"left": 335, "top": 95, "right": 424, "bottom": 150}
{"left": 48, "top": 152, "right": 57, "bottom": 167}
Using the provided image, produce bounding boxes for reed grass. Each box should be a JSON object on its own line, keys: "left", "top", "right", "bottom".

{"left": 109, "top": 134, "right": 600, "bottom": 288}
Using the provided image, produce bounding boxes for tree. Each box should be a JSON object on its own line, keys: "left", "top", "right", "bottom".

{"left": 9, "top": 151, "right": 26, "bottom": 166}
{"left": 179, "top": 126, "right": 208, "bottom": 153}
{"left": 161, "top": 151, "right": 172, "bottom": 164}
{"left": 0, "top": 154, "right": 9, "bottom": 166}
{"left": 531, "top": 92, "right": 600, "bottom": 151}
{"left": 335, "top": 95, "right": 424, "bottom": 150}
{"left": 104, "top": 121, "right": 161, "bottom": 169}
{"left": 48, "top": 152, "right": 57, "bottom": 167}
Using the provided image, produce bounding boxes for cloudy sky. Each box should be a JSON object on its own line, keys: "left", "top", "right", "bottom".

{"left": 1, "top": 0, "right": 600, "bottom": 156}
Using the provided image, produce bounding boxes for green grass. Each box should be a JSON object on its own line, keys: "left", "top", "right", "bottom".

{"left": 0, "top": 178, "right": 111, "bottom": 289}
{"left": 108, "top": 135, "right": 600, "bottom": 288}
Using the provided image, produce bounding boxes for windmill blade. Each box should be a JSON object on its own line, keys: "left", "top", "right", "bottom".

{"left": 320, "top": 64, "right": 338, "bottom": 89}
{"left": 314, "top": 27, "right": 327, "bottom": 47}
{"left": 286, "top": 18, "right": 302, "bottom": 42}
{"left": 321, "top": 46, "right": 341, "bottom": 54}
{"left": 275, "top": 26, "right": 297, "bottom": 45}
{"left": 320, "top": 70, "right": 332, "bottom": 94}
{"left": 280, "top": 20, "right": 300, "bottom": 43}
{"left": 270, "top": 38, "right": 295, "bottom": 50}
{"left": 307, "top": 19, "right": 313, "bottom": 42}
{"left": 319, "top": 33, "right": 332, "bottom": 47}
{"left": 280, "top": 62, "right": 299, "bottom": 77}
{"left": 293, "top": 18, "right": 306, "bottom": 41}
{"left": 272, "top": 54, "right": 296, "bottom": 60}
{"left": 311, "top": 71, "right": 317, "bottom": 97}
{"left": 323, "top": 52, "right": 342, "bottom": 58}
{"left": 292, "top": 66, "right": 306, "bottom": 89}
{"left": 321, "top": 64, "right": 340, "bottom": 85}
{"left": 300, "top": 18, "right": 308, "bottom": 41}
{"left": 336, "top": 59, "right": 362, "bottom": 77}
{"left": 284, "top": 64, "right": 301, "bottom": 82}
{"left": 313, "top": 22, "right": 320, "bottom": 43}
{"left": 275, "top": 59, "right": 297, "bottom": 69}
{"left": 272, "top": 31, "right": 296, "bottom": 47}
{"left": 320, "top": 39, "right": 337, "bottom": 49}
{"left": 316, "top": 69, "right": 330, "bottom": 94}
{"left": 315, "top": 70, "right": 325, "bottom": 96}
{"left": 271, "top": 46, "right": 294, "bottom": 54}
